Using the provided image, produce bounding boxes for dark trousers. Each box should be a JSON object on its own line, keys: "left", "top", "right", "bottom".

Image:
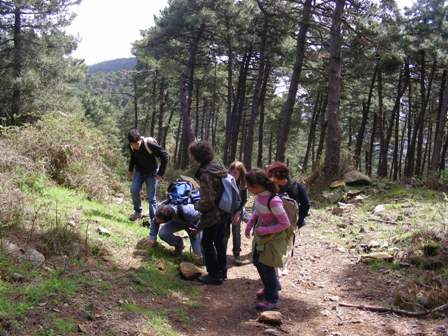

{"left": 225, "top": 216, "right": 242, "bottom": 258}
{"left": 253, "top": 249, "right": 280, "bottom": 303}
{"left": 201, "top": 217, "right": 228, "bottom": 279}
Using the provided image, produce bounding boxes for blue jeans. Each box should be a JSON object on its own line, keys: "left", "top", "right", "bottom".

{"left": 253, "top": 249, "right": 280, "bottom": 303}
{"left": 131, "top": 171, "right": 157, "bottom": 231}
{"left": 159, "top": 220, "right": 203, "bottom": 257}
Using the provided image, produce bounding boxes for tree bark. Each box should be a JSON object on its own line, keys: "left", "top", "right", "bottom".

{"left": 223, "top": 43, "right": 233, "bottom": 165}
{"left": 354, "top": 67, "right": 377, "bottom": 168}
{"left": 157, "top": 77, "right": 166, "bottom": 142}
{"left": 179, "top": 23, "right": 205, "bottom": 168}
{"left": 322, "top": 0, "right": 346, "bottom": 183}
{"left": 230, "top": 51, "right": 251, "bottom": 162}
{"left": 367, "top": 113, "right": 377, "bottom": 177}
{"left": 303, "top": 91, "right": 321, "bottom": 172}
{"left": 275, "top": 0, "right": 313, "bottom": 162}
{"left": 257, "top": 64, "right": 271, "bottom": 168}
{"left": 10, "top": 6, "right": 23, "bottom": 124}
{"left": 430, "top": 69, "right": 448, "bottom": 172}
{"left": 378, "top": 63, "right": 409, "bottom": 177}
{"left": 150, "top": 72, "right": 158, "bottom": 136}
{"left": 244, "top": 17, "right": 268, "bottom": 169}
{"left": 313, "top": 96, "right": 328, "bottom": 171}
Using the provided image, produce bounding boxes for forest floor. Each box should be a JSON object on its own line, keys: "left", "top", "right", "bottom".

{"left": 1, "top": 183, "right": 448, "bottom": 336}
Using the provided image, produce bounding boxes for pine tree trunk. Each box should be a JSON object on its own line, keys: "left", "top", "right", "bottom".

{"left": 303, "top": 91, "right": 321, "bottom": 172}
{"left": 430, "top": 70, "right": 448, "bottom": 172}
{"left": 378, "top": 64, "right": 409, "bottom": 178}
{"left": 313, "top": 96, "right": 328, "bottom": 171}
{"left": 398, "top": 114, "right": 408, "bottom": 180}
{"left": 367, "top": 113, "right": 377, "bottom": 177}
{"left": 195, "top": 80, "right": 200, "bottom": 138}
{"left": 392, "top": 100, "right": 400, "bottom": 181}
{"left": 157, "top": 78, "right": 166, "bottom": 142}
{"left": 10, "top": 6, "right": 23, "bottom": 124}
{"left": 179, "top": 24, "right": 205, "bottom": 168}
{"left": 150, "top": 72, "right": 158, "bottom": 136}
{"left": 223, "top": 45, "right": 233, "bottom": 165}
{"left": 230, "top": 51, "right": 251, "bottom": 162}
{"left": 244, "top": 18, "right": 268, "bottom": 169}
{"left": 275, "top": 0, "right": 313, "bottom": 162}
{"left": 322, "top": 0, "right": 346, "bottom": 183}
{"left": 376, "top": 69, "right": 384, "bottom": 177}
{"left": 257, "top": 64, "right": 271, "bottom": 168}
{"left": 162, "top": 102, "right": 175, "bottom": 148}
{"left": 354, "top": 67, "right": 377, "bottom": 168}
{"left": 404, "top": 73, "right": 413, "bottom": 178}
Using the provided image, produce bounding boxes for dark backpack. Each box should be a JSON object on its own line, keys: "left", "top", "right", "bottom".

{"left": 167, "top": 180, "right": 200, "bottom": 205}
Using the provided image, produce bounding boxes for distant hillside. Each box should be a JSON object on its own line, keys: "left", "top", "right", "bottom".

{"left": 88, "top": 57, "right": 136, "bottom": 74}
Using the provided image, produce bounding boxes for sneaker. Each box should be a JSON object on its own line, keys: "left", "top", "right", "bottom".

{"left": 234, "top": 256, "right": 243, "bottom": 266}
{"left": 255, "top": 300, "right": 278, "bottom": 311}
{"left": 193, "top": 255, "right": 204, "bottom": 266}
{"left": 174, "top": 239, "right": 184, "bottom": 256}
{"left": 256, "top": 288, "right": 265, "bottom": 300}
{"left": 197, "top": 274, "right": 223, "bottom": 285}
{"left": 129, "top": 212, "right": 142, "bottom": 221}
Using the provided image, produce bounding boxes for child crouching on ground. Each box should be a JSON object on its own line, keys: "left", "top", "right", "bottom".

{"left": 245, "top": 169, "right": 291, "bottom": 311}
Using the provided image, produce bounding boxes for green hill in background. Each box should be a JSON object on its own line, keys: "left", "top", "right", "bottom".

{"left": 88, "top": 57, "right": 136, "bottom": 74}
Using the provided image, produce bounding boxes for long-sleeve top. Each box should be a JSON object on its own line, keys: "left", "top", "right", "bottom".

{"left": 235, "top": 182, "right": 248, "bottom": 213}
{"left": 279, "top": 178, "right": 310, "bottom": 227}
{"left": 128, "top": 138, "right": 169, "bottom": 177}
{"left": 245, "top": 191, "right": 290, "bottom": 236}
{"left": 173, "top": 204, "right": 201, "bottom": 227}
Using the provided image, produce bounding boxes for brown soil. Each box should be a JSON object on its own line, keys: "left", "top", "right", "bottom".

{"left": 12, "top": 226, "right": 448, "bottom": 336}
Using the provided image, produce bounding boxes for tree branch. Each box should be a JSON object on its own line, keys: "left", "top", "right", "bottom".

{"left": 339, "top": 302, "right": 448, "bottom": 317}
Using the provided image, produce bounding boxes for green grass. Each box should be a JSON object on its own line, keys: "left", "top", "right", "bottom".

{"left": 133, "top": 249, "right": 199, "bottom": 298}
{"left": 52, "top": 317, "right": 78, "bottom": 334}
{"left": 121, "top": 303, "right": 181, "bottom": 336}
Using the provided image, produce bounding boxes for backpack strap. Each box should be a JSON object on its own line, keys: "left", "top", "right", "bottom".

{"left": 143, "top": 136, "right": 158, "bottom": 155}
{"left": 266, "top": 193, "right": 277, "bottom": 212}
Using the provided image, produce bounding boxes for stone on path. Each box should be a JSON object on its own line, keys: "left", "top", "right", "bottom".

{"left": 179, "top": 262, "right": 203, "bottom": 280}
{"left": 330, "top": 180, "right": 346, "bottom": 189}
{"left": 258, "top": 311, "right": 282, "bottom": 326}
{"left": 97, "top": 227, "right": 111, "bottom": 236}
{"left": 372, "top": 204, "right": 386, "bottom": 215}
{"left": 343, "top": 170, "right": 371, "bottom": 186}
{"left": 1, "top": 239, "right": 45, "bottom": 267}
{"left": 360, "top": 252, "right": 394, "bottom": 263}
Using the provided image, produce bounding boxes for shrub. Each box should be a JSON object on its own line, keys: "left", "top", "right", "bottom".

{"left": 2, "top": 113, "right": 126, "bottom": 200}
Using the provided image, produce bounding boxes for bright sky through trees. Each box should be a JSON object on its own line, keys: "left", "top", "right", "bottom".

{"left": 67, "top": 0, "right": 415, "bottom": 65}
{"left": 67, "top": 0, "right": 168, "bottom": 65}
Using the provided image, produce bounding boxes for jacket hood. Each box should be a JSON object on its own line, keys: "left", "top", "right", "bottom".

{"left": 202, "top": 161, "right": 228, "bottom": 177}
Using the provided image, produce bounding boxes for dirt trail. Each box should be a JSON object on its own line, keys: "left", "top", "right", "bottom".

{"left": 187, "top": 227, "right": 446, "bottom": 336}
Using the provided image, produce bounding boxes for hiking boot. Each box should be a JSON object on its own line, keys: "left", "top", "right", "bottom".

{"left": 255, "top": 300, "right": 278, "bottom": 311}
{"left": 197, "top": 274, "right": 223, "bottom": 285}
{"left": 234, "top": 256, "right": 243, "bottom": 266}
{"left": 129, "top": 212, "right": 142, "bottom": 221}
{"left": 174, "top": 239, "right": 184, "bottom": 256}
{"left": 256, "top": 288, "right": 265, "bottom": 300}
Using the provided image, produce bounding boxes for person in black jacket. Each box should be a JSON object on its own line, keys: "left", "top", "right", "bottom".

{"left": 127, "top": 129, "right": 169, "bottom": 246}
{"left": 266, "top": 162, "right": 310, "bottom": 228}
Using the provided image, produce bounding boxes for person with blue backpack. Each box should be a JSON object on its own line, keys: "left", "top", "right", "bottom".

{"left": 155, "top": 204, "right": 203, "bottom": 260}
{"left": 189, "top": 141, "right": 240, "bottom": 285}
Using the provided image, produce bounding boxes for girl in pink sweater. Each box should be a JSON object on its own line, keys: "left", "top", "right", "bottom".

{"left": 245, "top": 168, "right": 290, "bottom": 311}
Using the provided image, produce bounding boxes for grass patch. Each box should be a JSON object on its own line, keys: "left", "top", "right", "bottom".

{"left": 174, "top": 307, "right": 191, "bottom": 328}
{"left": 52, "top": 317, "right": 78, "bottom": 334}
{"left": 121, "top": 303, "right": 180, "bottom": 336}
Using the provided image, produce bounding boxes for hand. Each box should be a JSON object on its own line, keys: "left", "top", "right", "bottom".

{"left": 232, "top": 212, "right": 241, "bottom": 225}
{"left": 156, "top": 175, "right": 163, "bottom": 182}
{"left": 128, "top": 171, "right": 133, "bottom": 180}
{"left": 189, "top": 227, "right": 200, "bottom": 237}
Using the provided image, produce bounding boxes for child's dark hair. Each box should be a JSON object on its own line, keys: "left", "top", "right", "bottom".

{"left": 128, "top": 129, "right": 141, "bottom": 143}
{"left": 156, "top": 204, "right": 175, "bottom": 223}
{"left": 246, "top": 168, "right": 278, "bottom": 194}
{"left": 267, "top": 162, "right": 289, "bottom": 180}
{"left": 188, "top": 140, "right": 214, "bottom": 164}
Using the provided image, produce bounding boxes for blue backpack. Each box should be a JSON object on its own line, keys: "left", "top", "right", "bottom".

{"left": 218, "top": 174, "right": 241, "bottom": 214}
{"left": 167, "top": 180, "right": 200, "bottom": 205}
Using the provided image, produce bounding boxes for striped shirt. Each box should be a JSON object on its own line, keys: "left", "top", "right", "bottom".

{"left": 246, "top": 191, "right": 290, "bottom": 236}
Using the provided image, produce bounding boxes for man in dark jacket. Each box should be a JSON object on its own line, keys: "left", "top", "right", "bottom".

{"left": 128, "top": 129, "right": 169, "bottom": 246}
{"left": 189, "top": 140, "right": 229, "bottom": 285}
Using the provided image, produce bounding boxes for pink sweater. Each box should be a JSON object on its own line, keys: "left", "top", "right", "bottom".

{"left": 245, "top": 191, "right": 290, "bottom": 236}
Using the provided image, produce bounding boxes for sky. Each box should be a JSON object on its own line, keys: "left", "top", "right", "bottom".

{"left": 67, "top": 0, "right": 416, "bottom": 66}
{"left": 67, "top": 0, "right": 168, "bottom": 65}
